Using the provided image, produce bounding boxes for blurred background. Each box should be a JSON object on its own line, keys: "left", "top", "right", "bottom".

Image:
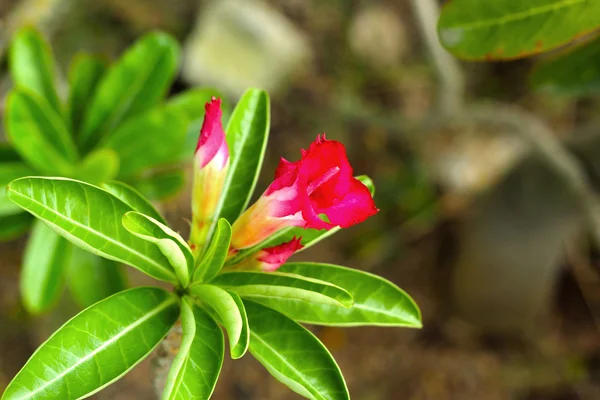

{"left": 2, "top": 0, "right": 600, "bottom": 399}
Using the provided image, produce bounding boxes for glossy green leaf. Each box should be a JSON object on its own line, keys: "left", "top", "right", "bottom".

{"left": 1, "top": 287, "right": 179, "bottom": 400}
{"left": 211, "top": 271, "right": 353, "bottom": 308}
{"left": 438, "top": 0, "right": 600, "bottom": 60}
{"left": 208, "top": 89, "right": 269, "bottom": 239}
{"left": 132, "top": 168, "right": 186, "bottom": 201}
{"left": 7, "top": 177, "right": 177, "bottom": 283}
{"left": 20, "top": 221, "right": 72, "bottom": 314}
{"left": 193, "top": 218, "right": 232, "bottom": 283}
{"left": 165, "top": 88, "right": 229, "bottom": 163}
{"left": 9, "top": 27, "right": 61, "bottom": 113}
{"left": 76, "top": 148, "right": 119, "bottom": 185}
{"left": 245, "top": 300, "right": 349, "bottom": 400}
{"left": 5, "top": 89, "right": 78, "bottom": 176}
{"left": 122, "top": 211, "right": 193, "bottom": 287}
{"left": 79, "top": 32, "right": 180, "bottom": 151}
{"left": 530, "top": 37, "right": 600, "bottom": 95}
{"left": 0, "top": 212, "right": 34, "bottom": 241}
{"left": 102, "top": 107, "right": 187, "bottom": 178}
{"left": 162, "top": 297, "right": 224, "bottom": 400}
{"left": 226, "top": 176, "right": 375, "bottom": 265}
{"left": 67, "top": 246, "right": 128, "bottom": 308}
{"left": 101, "top": 180, "right": 166, "bottom": 224}
{"left": 68, "top": 54, "right": 107, "bottom": 134}
{"left": 189, "top": 284, "right": 249, "bottom": 359}
{"left": 267, "top": 262, "right": 422, "bottom": 327}
{"left": 0, "top": 162, "right": 35, "bottom": 217}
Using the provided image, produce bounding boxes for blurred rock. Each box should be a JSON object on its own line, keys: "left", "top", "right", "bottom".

{"left": 348, "top": 5, "right": 408, "bottom": 68}
{"left": 181, "top": 0, "right": 312, "bottom": 96}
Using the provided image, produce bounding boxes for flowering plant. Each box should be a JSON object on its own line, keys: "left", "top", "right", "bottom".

{"left": 2, "top": 89, "right": 420, "bottom": 400}
{"left": 0, "top": 27, "right": 223, "bottom": 314}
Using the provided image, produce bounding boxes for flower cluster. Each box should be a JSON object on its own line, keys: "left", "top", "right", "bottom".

{"left": 191, "top": 98, "right": 378, "bottom": 271}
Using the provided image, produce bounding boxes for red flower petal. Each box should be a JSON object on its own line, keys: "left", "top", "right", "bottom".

{"left": 256, "top": 237, "right": 303, "bottom": 271}
{"left": 195, "top": 97, "right": 228, "bottom": 169}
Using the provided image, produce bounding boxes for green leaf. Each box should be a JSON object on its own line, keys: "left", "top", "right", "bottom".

{"left": 437, "top": 0, "right": 600, "bottom": 60}
{"left": 210, "top": 271, "right": 353, "bottom": 308}
{"left": 101, "top": 180, "right": 166, "bottom": 224}
{"left": 0, "top": 212, "right": 34, "bottom": 241}
{"left": 5, "top": 89, "right": 78, "bottom": 176}
{"left": 122, "top": 211, "right": 193, "bottom": 287}
{"left": 101, "top": 107, "right": 187, "bottom": 178}
{"left": 244, "top": 300, "right": 349, "bottom": 400}
{"left": 1, "top": 287, "right": 179, "bottom": 400}
{"left": 7, "top": 177, "right": 178, "bottom": 283}
{"left": 79, "top": 32, "right": 180, "bottom": 151}
{"left": 0, "top": 162, "right": 35, "bottom": 217}
{"left": 193, "top": 218, "right": 232, "bottom": 283}
{"left": 67, "top": 246, "right": 128, "bottom": 308}
{"left": 162, "top": 297, "right": 224, "bottom": 400}
{"left": 0, "top": 143, "right": 22, "bottom": 162}
{"left": 76, "top": 148, "right": 120, "bottom": 185}
{"left": 530, "top": 37, "right": 600, "bottom": 95}
{"left": 208, "top": 89, "right": 269, "bottom": 238}
{"left": 226, "top": 176, "right": 375, "bottom": 265}
{"left": 9, "top": 27, "right": 61, "bottom": 113}
{"left": 189, "top": 284, "right": 249, "bottom": 359}
{"left": 132, "top": 168, "right": 186, "bottom": 201}
{"left": 20, "top": 221, "right": 72, "bottom": 314}
{"left": 268, "top": 262, "right": 422, "bottom": 327}
{"left": 68, "top": 54, "right": 107, "bottom": 135}
{"left": 165, "top": 88, "right": 229, "bottom": 163}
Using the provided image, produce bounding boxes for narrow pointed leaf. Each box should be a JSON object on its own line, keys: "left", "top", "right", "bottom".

{"left": 75, "top": 148, "right": 119, "bottom": 185}
{"left": 245, "top": 300, "right": 350, "bottom": 400}
{"left": 101, "top": 107, "right": 187, "bottom": 178}
{"left": 0, "top": 162, "right": 35, "bottom": 217}
{"left": 79, "top": 32, "right": 180, "bottom": 150}
{"left": 68, "top": 54, "right": 107, "bottom": 134}
{"left": 1, "top": 287, "right": 179, "bottom": 400}
{"left": 6, "top": 90, "right": 78, "bottom": 176}
{"left": 0, "top": 212, "right": 34, "bottom": 241}
{"left": 67, "top": 246, "right": 128, "bottom": 308}
{"left": 211, "top": 271, "right": 353, "bottom": 308}
{"left": 270, "top": 262, "right": 422, "bottom": 327}
{"left": 122, "top": 211, "right": 193, "bottom": 287}
{"left": 208, "top": 89, "right": 269, "bottom": 239}
{"left": 437, "top": 0, "right": 600, "bottom": 60}
{"left": 9, "top": 27, "right": 61, "bottom": 113}
{"left": 193, "top": 218, "right": 231, "bottom": 283}
{"left": 162, "top": 297, "right": 224, "bottom": 400}
{"left": 189, "top": 284, "right": 249, "bottom": 359}
{"left": 7, "top": 177, "right": 177, "bottom": 283}
{"left": 102, "top": 180, "right": 166, "bottom": 224}
{"left": 20, "top": 221, "right": 72, "bottom": 314}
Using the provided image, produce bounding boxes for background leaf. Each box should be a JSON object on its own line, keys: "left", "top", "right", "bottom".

{"left": 7, "top": 177, "right": 178, "bottom": 283}
{"left": 1, "top": 287, "right": 179, "bottom": 400}
{"left": 20, "top": 221, "right": 72, "bottom": 314}
{"left": 79, "top": 32, "right": 180, "bottom": 151}
{"left": 132, "top": 168, "right": 186, "bottom": 201}
{"left": 162, "top": 297, "right": 224, "bottom": 400}
{"left": 189, "top": 284, "right": 249, "bottom": 359}
{"left": 6, "top": 90, "right": 78, "bottom": 176}
{"left": 101, "top": 180, "right": 166, "bottom": 224}
{"left": 208, "top": 89, "right": 269, "bottom": 240}
{"left": 76, "top": 148, "right": 120, "bottom": 185}
{"left": 9, "top": 27, "right": 61, "bottom": 113}
{"left": 0, "top": 212, "right": 34, "bottom": 241}
{"left": 67, "top": 246, "right": 128, "bottom": 308}
{"left": 193, "top": 218, "right": 231, "bottom": 283}
{"left": 0, "top": 162, "right": 35, "bottom": 217}
{"left": 68, "top": 54, "right": 107, "bottom": 135}
{"left": 437, "top": 0, "right": 600, "bottom": 60}
{"left": 245, "top": 300, "right": 350, "bottom": 400}
{"left": 101, "top": 107, "right": 187, "bottom": 178}
{"left": 268, "top": 263, "right": 422, "bottom": 327}
{"left": 530, "top": 36, "right": 600, "bottom": 95}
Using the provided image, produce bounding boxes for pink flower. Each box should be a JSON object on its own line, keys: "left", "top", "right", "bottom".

{"left": 231, "top": 134, "right": 378, "bottom": 250}
{"left": 190, "top": 97, "right": 229, "bottom": 252}
{"left": 226, "top": 237, "right": 303, "bottom": 272}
